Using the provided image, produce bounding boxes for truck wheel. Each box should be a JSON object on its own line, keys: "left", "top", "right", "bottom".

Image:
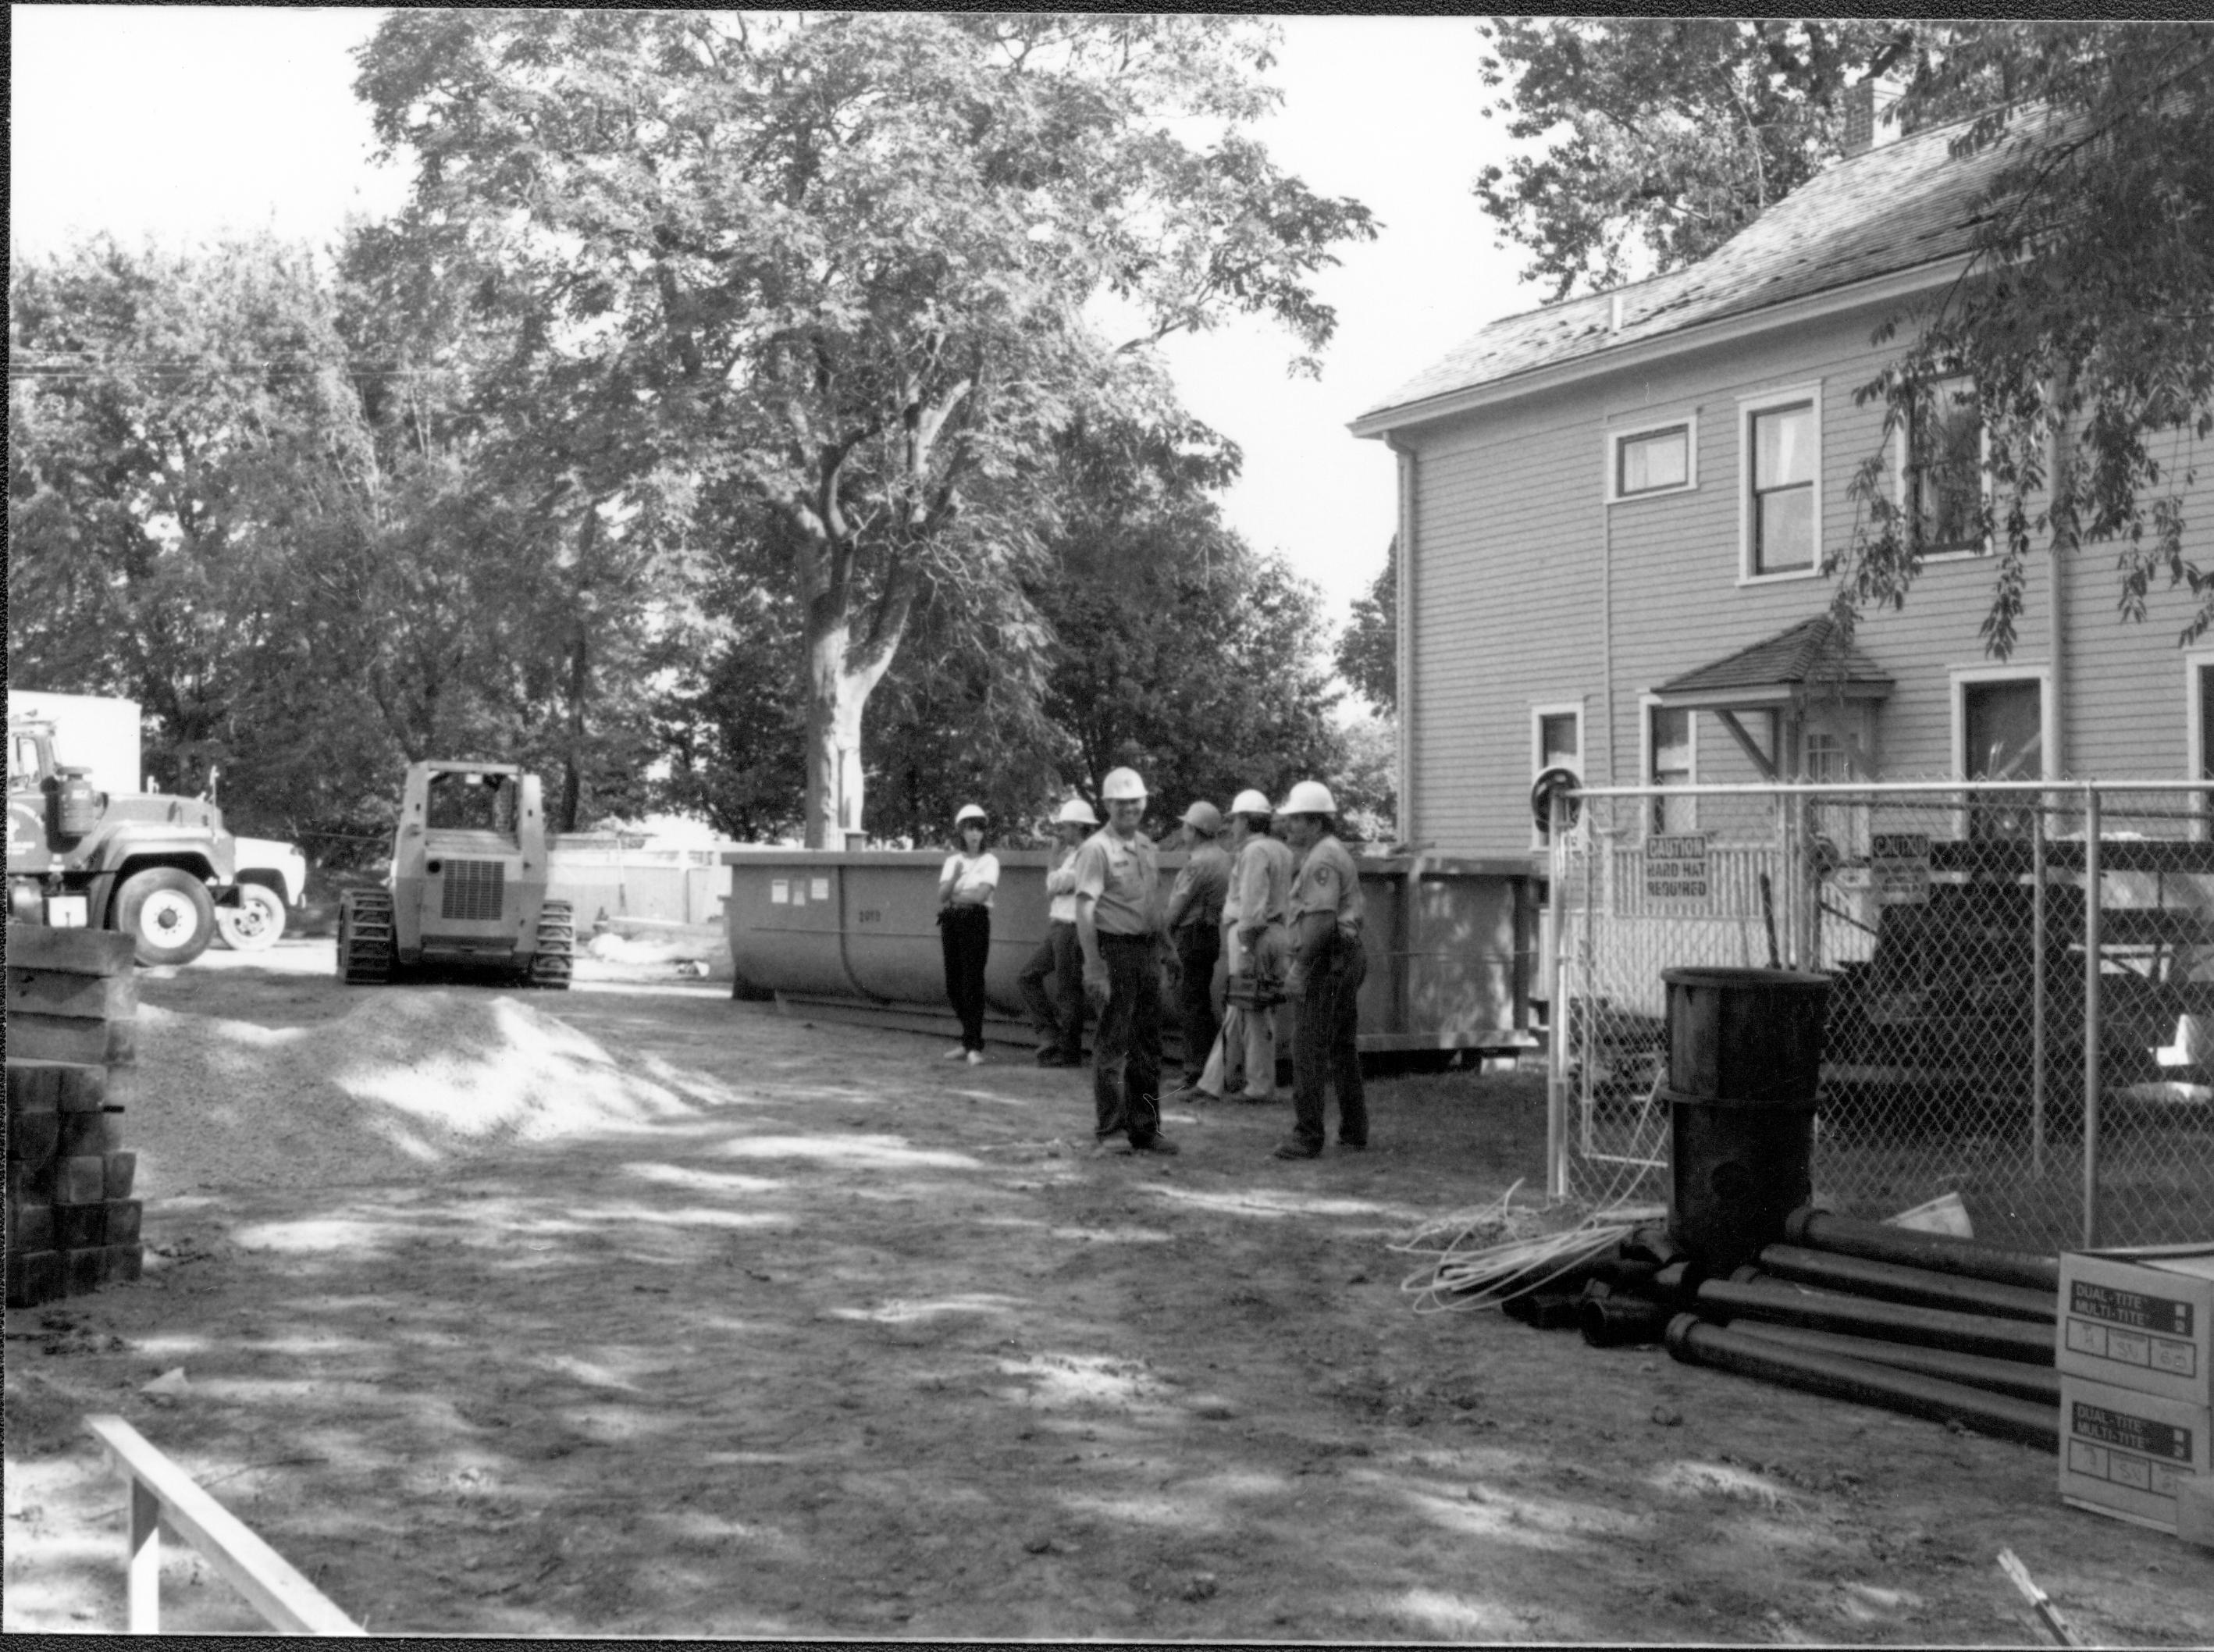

{"left": 114, "top": 868, "right": 218, "bottom": 967}
{"left": 215, "top": 882, "right": 288, "bottom": 951}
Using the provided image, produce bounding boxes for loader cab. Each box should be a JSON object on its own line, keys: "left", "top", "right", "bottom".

{"left": 424, "top": 767, "right": 521, "bottom": 840}
{"left": 390, "top": 760, "right": 551, "bottom": 968}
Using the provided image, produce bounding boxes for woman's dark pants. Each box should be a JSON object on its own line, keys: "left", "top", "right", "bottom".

{"left": 939, "top": 905, "right": 992, "bottom": 1052}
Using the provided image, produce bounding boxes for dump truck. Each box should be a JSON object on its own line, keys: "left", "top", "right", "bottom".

{"left": 7, "top": 710, "right": 235, "bottom": 967}
{"left": 5, "top": 689, "right": 310, "bottom": 952}
{"left": 337, "top": 760, "right": 574, "bottom": 988}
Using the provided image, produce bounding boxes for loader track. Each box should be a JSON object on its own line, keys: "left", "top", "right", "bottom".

{"left": 529, "top": 899, "right": 575, "bottom": 991}
{"left": 337, "top": 888, "right": 396, "bottom": 984}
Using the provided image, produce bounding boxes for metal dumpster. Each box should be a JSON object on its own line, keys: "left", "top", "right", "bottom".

{"left": 722, "top": 848, "right": 1539, "bottom": 1057}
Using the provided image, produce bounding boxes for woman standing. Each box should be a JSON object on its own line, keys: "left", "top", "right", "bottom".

{"left": 937, "top": 803, "right": 999, "bottom": 1064}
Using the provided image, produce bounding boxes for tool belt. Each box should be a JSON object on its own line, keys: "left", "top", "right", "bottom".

{"left": 1225, "top": 965, "right": 1286, "bottom": 1011}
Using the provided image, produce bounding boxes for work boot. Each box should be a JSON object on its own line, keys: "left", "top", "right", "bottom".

{"left": 1269, "top": 1139, "right": 1319, "bottom": 1160}
{"left": 1131, "top": 1134, "right": 1180, "bottom": 1155}
{"left": 1035, "top": 1047, "right": 1073, "bottom": 1067}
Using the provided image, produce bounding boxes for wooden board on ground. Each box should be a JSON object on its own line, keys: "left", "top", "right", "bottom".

{"left": 7, "top": 969, "right": 139, "bottom": 1022}
{"left": 4, "top": 924, "right": 136, "bottom": 977}
{"left": 5, "top": 1016, "right": 136, "bottom": 1067}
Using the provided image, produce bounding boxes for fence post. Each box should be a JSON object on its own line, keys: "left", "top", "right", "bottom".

{"left": 2082, "top": 782, "right": 2103, "bottom": 1249}
{"left": 1579, "top": 800, "right": 1600, "bottom": 1163}
{"left": 2031, "top": 798, "right": 2047, "bottom": 1179}
{"left": 1547, "top": 789, "right": 1568, "bottom": 1198}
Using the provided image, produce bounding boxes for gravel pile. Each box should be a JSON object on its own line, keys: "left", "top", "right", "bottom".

{"left": 127, "top": 991, "right": 697, "bottom": 1197}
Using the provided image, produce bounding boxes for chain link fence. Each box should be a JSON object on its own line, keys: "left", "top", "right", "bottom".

{"left": 1547, "top": 780, "right": 2214, "bottom": 1251}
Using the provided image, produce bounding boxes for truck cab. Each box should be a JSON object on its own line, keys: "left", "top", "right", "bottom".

{"left": 7, "top": 716, "right": 236, "bottom": 966}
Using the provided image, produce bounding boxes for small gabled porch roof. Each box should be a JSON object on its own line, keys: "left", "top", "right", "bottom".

{"left": 1653, "top": 616, "right": 1893, "bottom": 781}
{"left": 1652, "top": 616, "right": 1894, "bottom": 713}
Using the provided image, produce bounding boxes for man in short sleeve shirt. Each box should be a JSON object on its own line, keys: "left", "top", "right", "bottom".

{"left": 1073, "top": 767, "right": 1176, "bottom": 1155}
{"left": 1272, "top": 781, "right": 1367, "bottom": 1159}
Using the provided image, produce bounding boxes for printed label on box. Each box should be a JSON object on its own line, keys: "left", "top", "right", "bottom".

{"left": 2072, "top": 1278, "right": 2195, "bottom": 1337}
{"left": 771, "top": 881, "right": 789, "bottom": 904}
{"left": 2071, "top": 1399, "right": 2194, "bottom": 1463}
{"left": 810, "top": 878, "right": 831, "bottom": 902}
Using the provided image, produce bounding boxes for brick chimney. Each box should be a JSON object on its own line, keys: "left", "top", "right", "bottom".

{"left": 1841, "top": 70, "right": 1907, "bottom": 158}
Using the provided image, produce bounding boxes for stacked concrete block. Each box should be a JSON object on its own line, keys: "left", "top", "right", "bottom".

{"left": 6, "top": 925, "right": 141, "bottom": 1306}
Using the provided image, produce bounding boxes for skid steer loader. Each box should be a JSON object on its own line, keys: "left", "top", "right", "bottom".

{"left": 336, "top": 761, "right": 573, "bottom": 989}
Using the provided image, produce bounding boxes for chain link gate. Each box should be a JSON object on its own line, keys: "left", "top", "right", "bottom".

{"left": 1547, "top": 780, "right": 2214, "bottom": 1251}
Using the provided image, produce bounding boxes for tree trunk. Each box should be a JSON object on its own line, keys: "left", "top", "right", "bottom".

{"left": 802, "top": 607, "right": 872, "bottom": 849}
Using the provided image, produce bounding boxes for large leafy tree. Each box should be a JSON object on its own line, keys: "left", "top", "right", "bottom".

{"left": 353, "top": 10, "right": 1375, "bottom": 847}
{"left": 1035, "top": 416, "right": 1344, "bottom": 822}
{"left": 1837, "top": 23, "right": 2214, "bottom": 652}
{"left": 8, "top": 234, "right": 386, "bottom": 814}
{"left": 1475, "top": 19, "right": 1912, "bottom": 299}
{"left": 1475, "top": 19, "right": 2214, "bottom": 651}
{"left": 1334, "top": 536, "right": 1397, "bottom": 714}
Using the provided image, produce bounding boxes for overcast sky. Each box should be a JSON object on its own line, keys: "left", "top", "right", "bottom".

{"left": 10, "top": 8, "right": 1547, "bottom": 628}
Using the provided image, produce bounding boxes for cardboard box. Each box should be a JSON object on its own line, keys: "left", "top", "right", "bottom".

{"left": 2058, "top": 1248, "right": 2214, "bottom": 1408}
{"left": 2059, "top": 1374, "right": 2210, "bottom": 1536}
{"left": 2181, "top": 1473, "right": 2214, "bottom": 1551}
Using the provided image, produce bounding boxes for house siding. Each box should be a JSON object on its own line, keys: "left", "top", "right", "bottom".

{"left": 1397, "top": 296, "right": 2207, "bottom": 859}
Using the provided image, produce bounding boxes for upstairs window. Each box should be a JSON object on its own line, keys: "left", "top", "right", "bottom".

{"left": 1531, "top": 703, "right": 1584, "bottom": 843}
{"left": 1749, "top": 400, "right": 1817, "bottom": 575}
{"left": 1536, "top": 710, "right": 1581, "bottom": 777}
{"left": 1909, "top": 376, "right": 1985, "bottom": 554}
{"left": 1611, "top": 421, "right": 1694, "bottom": 500}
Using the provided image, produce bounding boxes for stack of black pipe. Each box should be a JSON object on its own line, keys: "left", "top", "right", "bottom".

{"left": 1500, "top": 1205, "right": 2061, "bottom": 1451}
{"left": 1500, "top": 967, "right": 2061, "bottom": 1447}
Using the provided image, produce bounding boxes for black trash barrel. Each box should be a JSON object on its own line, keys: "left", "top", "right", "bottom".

{"left": 1665, "top": 966, "right": 1830, "bottom": 1100}
{"left": 1661, "top": 966, "right": 1830, "bottom": 1276}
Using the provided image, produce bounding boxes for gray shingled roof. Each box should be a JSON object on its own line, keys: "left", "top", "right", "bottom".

{"left": 1656, "top": 617, "right": 1894, "bottom": 700}
{"left": 1360, "top": 113, "right": 2034, "bottom": 425}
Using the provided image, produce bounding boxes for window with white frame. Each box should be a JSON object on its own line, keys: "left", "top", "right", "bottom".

{"left": 1742, "top": 390, "right": 1820, "bottom": 578}
{"left": 1646, "top": 701, "right": 1693, "bottom": 834}
{"left": 1803, "top": 728, "right": 1850, "bottom": 782}
{"left": 1954, "top": 669, "right": 2048, "bottom": 839}
{"left": 1908, "top": 376, "right": 1985, "bottom": 554}
{"left": 1531, "top": 703, "right": 1583, "bottom": 843}
{"left": 1610, "top": 419, "right": 1696, "bottom": 500}
{"left": 1533, "top": 705, "right": 1582, "bottom": 778}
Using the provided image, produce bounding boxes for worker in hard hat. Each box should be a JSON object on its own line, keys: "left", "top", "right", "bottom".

{"left": 1161, "top": 799, "right": 1230, "bottom": 1090}
{"left": 1175, "top": 788, "right": 1291, "bottom": 1105}
{"left": 1018, "top": 798, "right": 1097, "bottom": 1066}
{"left": 1271, "top": 780, "right": 1368, "bottom": 1159}
{"left": 935, "top": 803, "right": 999, "bottom": 1065}
{"left": 1072, "top": 767, "right": 1177, "bottom": 1155}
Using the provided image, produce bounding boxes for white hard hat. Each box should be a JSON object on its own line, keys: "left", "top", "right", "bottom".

{"left": 1229, "top": 789, "right": 1273, "bottom": 819}
{"left": 1181, "top": 800, "right": 1223, "bottom": 835}
{"left": 1282, "top": 780, "right": 1337, "bottom": 816}
{"left": 1101, "top": 767, "right": 1147, "bottom": 803}
{"left": 1055, "top": 798, "right": 1099, "bottom": 827}
{"left": 954, "top": 803, "right": 987, "bottom": 826}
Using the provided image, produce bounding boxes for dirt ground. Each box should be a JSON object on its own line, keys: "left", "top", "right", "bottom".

{"left": 6, "top": 938, "right": 2212, "bottom": 1642}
